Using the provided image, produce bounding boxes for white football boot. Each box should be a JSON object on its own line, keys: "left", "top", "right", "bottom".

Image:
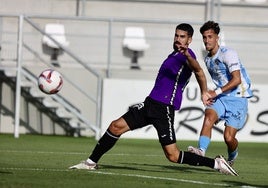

{"left": 215, "top": 155, "right": 239, "bottom": 176}
{"left": 69, "top": 161, "right": 98, "bottom": 170}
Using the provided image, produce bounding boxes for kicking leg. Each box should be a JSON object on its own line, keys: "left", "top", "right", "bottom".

{"left": 163, "top": 143, "right": 238, "bottom": 176}
{"left": 69, "top": 117, "right": 130, "bottom": 170}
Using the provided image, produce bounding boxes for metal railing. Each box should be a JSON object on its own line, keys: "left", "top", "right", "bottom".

{"left": 13, "top": 15, "right": 103, "bottom": 139}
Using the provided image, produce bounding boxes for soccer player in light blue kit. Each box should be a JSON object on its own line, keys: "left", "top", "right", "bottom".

{"left": 188, "top": 21, "right": 252, "bottom": 166}
{"left": 69, "top": 23, "right": 238, "bottom": 175}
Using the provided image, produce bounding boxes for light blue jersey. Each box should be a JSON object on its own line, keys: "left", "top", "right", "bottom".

{"left": 205, "top": 46, "right": 252, "bottom": 98}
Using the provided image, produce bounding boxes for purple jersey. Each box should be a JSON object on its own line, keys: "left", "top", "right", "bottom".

{"left": 149, "top": 49, "right": 195, "bottom": 110}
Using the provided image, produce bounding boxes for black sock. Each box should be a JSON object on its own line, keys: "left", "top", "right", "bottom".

{"left": 178, "top": 151, "right": 214, "bottom": 169}
{"left": 89, "top": 129, "right": 120, "bottom": 163}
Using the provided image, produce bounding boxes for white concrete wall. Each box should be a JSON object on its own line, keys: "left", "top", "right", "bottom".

{"left": 102, "top": 78, "right": 268, "bottom": 142}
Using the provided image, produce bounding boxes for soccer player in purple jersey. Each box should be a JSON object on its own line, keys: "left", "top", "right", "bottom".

{"left": 69, "top": 23, "right": 238, "bottom": 176}
{"left": 188, "top": 21, "right": 252, "bottom": 167}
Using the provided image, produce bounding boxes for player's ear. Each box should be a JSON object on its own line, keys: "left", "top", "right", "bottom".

{"left": 187, "top": 37, "right": 192, "bottom": 44}
{"left": 216, "top": 35, "right": 219, "bottom": 42}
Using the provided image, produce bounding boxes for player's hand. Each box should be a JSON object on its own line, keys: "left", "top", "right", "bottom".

{"left": 208, "top": 90, "right": 217, "bottom": 99}
{"left": 177, "top": 44, "right": 190, "bottom": 57}
{"left": 201, "top": 92, "right": 213, "bottom": 106}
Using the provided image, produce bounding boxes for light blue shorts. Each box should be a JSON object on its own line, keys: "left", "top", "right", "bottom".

{"left": 206, "top": 95, "right": 248, "bottom": 130}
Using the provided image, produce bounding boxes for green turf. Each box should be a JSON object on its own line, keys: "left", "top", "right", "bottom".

{"left": 0, "top": 134, "right": 267, "bottom": 188}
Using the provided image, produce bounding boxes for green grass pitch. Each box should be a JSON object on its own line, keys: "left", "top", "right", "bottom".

{"left": 0, "top": 134, "right": 267, "bottom": 188}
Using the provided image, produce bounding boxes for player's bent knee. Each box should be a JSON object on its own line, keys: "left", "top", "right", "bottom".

{"left": 167, "top": 155, "right": 178, "bottom": 163}
{"left": 164, "top": 153, "right": 179, "bottom": 163}
{"left": 203, "top": 117, "right": 216, "bottom": 128}
{"left": 224, "top": 135, "right": 234, "bottom": 143}
{"left": 108, "top": 120, "right": 127, "bottom": 136}
{"left": 109, "top": 121, "right": 120, "bottom": 134}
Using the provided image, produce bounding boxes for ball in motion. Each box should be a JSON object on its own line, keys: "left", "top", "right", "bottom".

{"left": 38, "top": 69, "right": 63, "bottom": 94}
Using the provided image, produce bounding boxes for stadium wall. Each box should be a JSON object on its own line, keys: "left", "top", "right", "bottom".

{"left": 102, "top": 78, "right": 268, "bottom": 143}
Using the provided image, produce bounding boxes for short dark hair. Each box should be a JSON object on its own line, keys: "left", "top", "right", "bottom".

{"left": 200, "top": 21, "right": 220, "bottom": 35}
{"left": 176, "top": 23, "right": 194, "bottom": 37}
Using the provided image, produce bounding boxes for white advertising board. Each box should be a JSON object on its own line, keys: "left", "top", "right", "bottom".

{"left": 101, "top": 78, "right": 268, "bottom": 142}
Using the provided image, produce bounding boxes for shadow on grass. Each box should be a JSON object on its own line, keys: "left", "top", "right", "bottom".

{"left": 100, "top": 162, "right": 214, "bottom": 174}
{"left": 0, "top": 170, "right": 13, "bottom": 174}
{"left": 224, "top": 180, "right": 268, "bottom": 188}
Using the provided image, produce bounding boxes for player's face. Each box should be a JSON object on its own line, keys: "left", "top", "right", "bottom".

{"left": 173, "top": 29, "right": 192, "bottom": 51}
{"left": 202, "top": 29, "right": 219, "bottom": 54}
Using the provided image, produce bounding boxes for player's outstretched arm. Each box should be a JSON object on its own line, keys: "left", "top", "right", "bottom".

{"left": 178, "top": 44, "right": 211, "bottom": 105}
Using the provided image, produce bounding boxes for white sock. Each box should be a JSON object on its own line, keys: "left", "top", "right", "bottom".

{"left": 86, "top": 158, "right": 96, "bottom": 164}
{"left": 214, "top": 159, "right": 219, "bottom": 169}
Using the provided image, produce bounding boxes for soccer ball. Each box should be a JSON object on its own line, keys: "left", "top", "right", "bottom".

{"left": 38, "top": 69, "right": 63, "bottom": 94}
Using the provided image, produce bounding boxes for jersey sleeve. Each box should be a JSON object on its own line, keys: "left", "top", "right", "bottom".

{"left": 224, "top": 49, "right": 241, "bottom": 72}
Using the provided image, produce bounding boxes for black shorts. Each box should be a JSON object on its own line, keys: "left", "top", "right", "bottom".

{"left": 122, "top": 97, "right": 176, "bottom": 146}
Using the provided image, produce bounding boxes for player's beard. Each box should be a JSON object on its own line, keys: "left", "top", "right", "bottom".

{"left": 173, "top": 42, "right": 179, "bottom": 51}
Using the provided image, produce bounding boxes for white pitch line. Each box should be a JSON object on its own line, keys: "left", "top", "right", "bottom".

{"left": 89, "top": 171, "right": 230, "bottom": 187}
{"left": 0, "top": 167, "right": 70, "bottom": 172}
{"left": 0, "top": 167, "right": 229, "bottom": 187}
{"left": 0, "top": 150, "right": 162, "bottom": 157}
{"left": 0, "top": 150, "right": 88, "bottom": 155}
